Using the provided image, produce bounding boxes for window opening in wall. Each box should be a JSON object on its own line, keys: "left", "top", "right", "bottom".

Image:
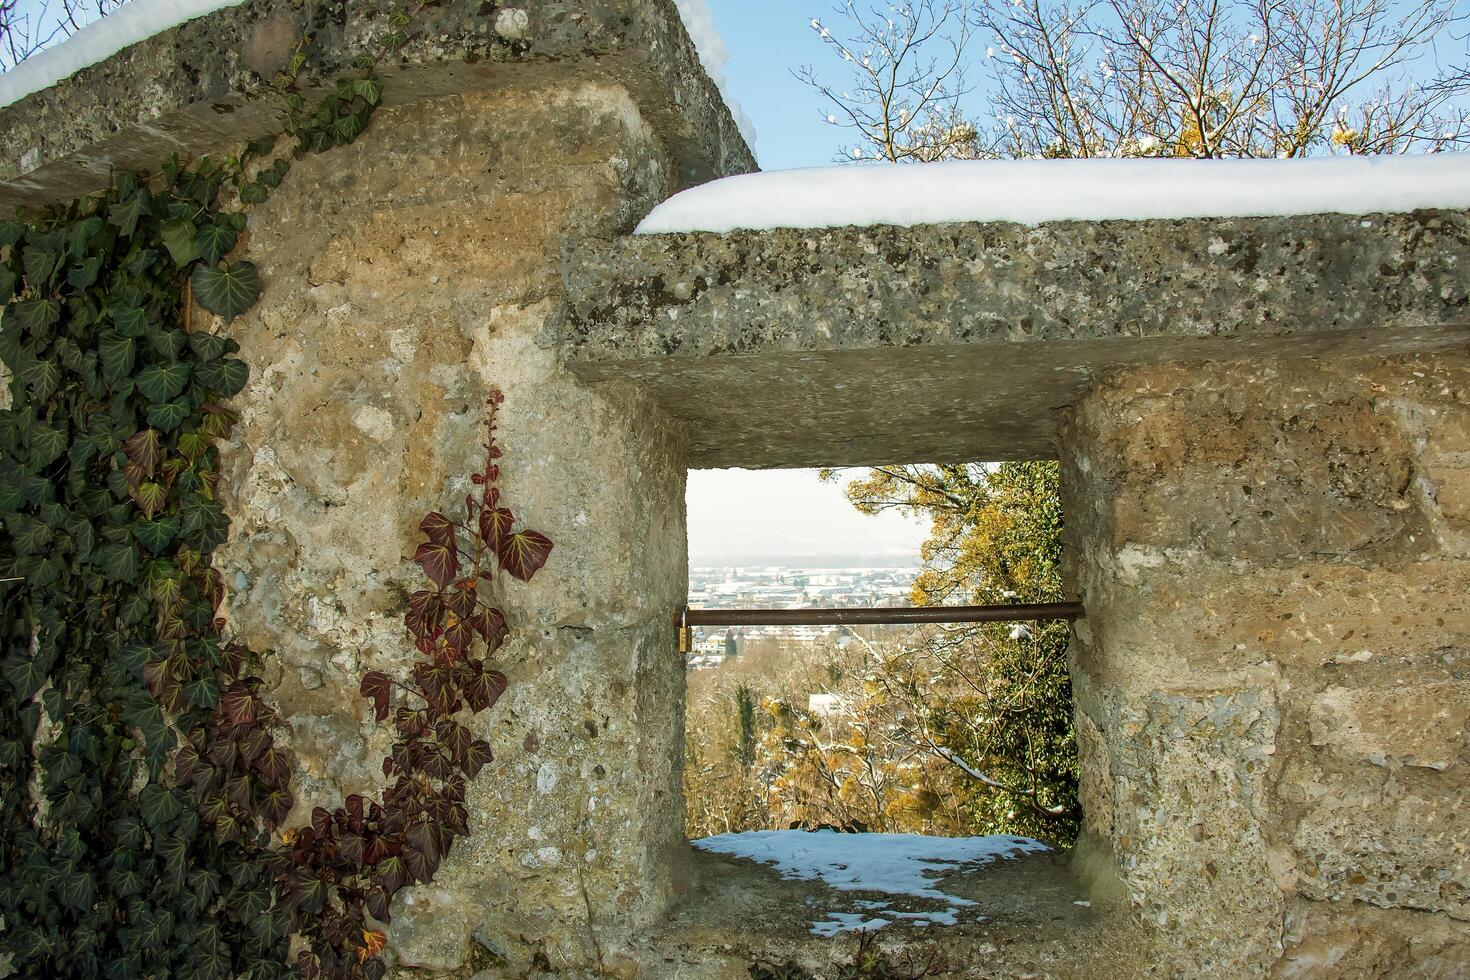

{"left": 682, "top": 463, "right": 1083, "bottom": 934}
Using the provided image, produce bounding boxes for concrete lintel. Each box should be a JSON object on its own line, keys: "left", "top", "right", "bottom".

{"left": 0, "top": 0, "right": 755, "bottom": 212}
{"left": 553, "top": 210, "right": 1470, "bottom": 467}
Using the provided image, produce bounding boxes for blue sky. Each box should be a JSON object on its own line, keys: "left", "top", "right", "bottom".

{"left": 706, "top": 0, "right": 842, "bottom": 170}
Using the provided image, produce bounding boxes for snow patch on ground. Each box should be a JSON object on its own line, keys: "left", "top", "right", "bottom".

{"left": 695, "top": 829, "right": 1048, "bottom": 905}
{"left": 0, "top": 0, "right": 248, "bottom": 109}
{"left": 635, "top": 154, "right": 1470, "bottom": 234}
{"left": 673, "top": 0, "right": 757, "bottom": 155}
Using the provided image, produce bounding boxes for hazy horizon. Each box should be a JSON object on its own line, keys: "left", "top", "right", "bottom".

{"left": 687, "top": 468, "right": 929, "bottom": 567}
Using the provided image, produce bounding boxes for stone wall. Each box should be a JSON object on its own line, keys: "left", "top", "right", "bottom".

{"left": 214, "top": 81, "right": 694, "bottom": 973}
{"left": 1061, "top": 351, "right": 1470, "bottom": 976}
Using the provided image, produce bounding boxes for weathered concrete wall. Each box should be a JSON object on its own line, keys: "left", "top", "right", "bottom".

{"left": 213, "top": 80, "right": 697, "bottom": 973}
{"left": 0, "top": 0, "right": 755, "bottom": 210}
{"left": 556, "top": 214, "right": 1470, "bottom": 466}
{"left": 1061, "top": 350, "right": 1470, "bottom": 976}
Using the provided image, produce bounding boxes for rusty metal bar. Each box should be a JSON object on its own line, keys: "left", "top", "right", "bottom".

{"left": 680, "top": 602, "right": 1084, "bottom": 628}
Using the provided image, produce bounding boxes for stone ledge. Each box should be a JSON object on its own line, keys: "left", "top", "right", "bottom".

{"left": 0, "top": 0, "right": 755, "bottom": 211}
{"left": 552, "top": 211, "right": 1470, "bottom": 466}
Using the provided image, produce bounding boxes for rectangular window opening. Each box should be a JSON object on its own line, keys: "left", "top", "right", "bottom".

{"left": 681, "top": 462, "right": 1084, "bottom": 936}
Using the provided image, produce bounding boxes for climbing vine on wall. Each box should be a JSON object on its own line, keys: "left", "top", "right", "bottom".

{"left": 288, "top": 390, "right": 553, "bottom": 978}
{"left": 0, "top": 29, "right": 539, "bottom": 975}
{"left": 0, "top": 147, "right": 294, "bottom": 978}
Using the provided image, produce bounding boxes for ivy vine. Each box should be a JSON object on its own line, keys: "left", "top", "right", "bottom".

{"left": 0, "top": 148, "right": 292, "bottom": 979}
{"left": 0, "top": 27, "right": 542, "bottom": 976}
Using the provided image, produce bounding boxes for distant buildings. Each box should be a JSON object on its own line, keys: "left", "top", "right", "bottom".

{"left": 684, "top": 565, "right": 915, "bottom": 671}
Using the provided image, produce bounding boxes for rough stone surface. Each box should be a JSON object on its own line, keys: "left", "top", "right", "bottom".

{"left": 0, "top": 0, "right": 755, "bottom": 211}
{"left": 10, "top": 2, "right": 1470, "bottom": 971}
{"left": 551, "top": 213, "right": 1470, "bottom": 467}
{"left": 214, "top": 81, "right": 692, "bottom": 973}
{"left": 1061, "top": 351, "right": 1470, "bottom": 976}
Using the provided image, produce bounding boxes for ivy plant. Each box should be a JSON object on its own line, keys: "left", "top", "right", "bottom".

{"left": 0, "top": 151, "right": 290, "bottom": 979}
{"left": 288, "top": 389, "right": 553, "bottom": 978}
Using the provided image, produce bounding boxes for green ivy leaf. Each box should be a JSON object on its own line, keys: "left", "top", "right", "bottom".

{"left": 68, "top": 254, "right": 104, "bottom": 290}
{"left": 146, "top": 398, "right": 191, "bottom": 433}
{"left": 28, "top": 422, "right": 67, "bottom": 469}
{"left": 132, "top": 517, "right": 180, "bottom": 555}
{"left": 98, "top": 331, "right": 136, "bottom": 380}
{"left": 0, "top": 264, "right": 16, "bottom": 305}
{"left": 113, "top": 305, "right": 150, "bottom": 337}
{"left": 67, "top": 215, "right": 103, "bottom": 254}
{"left": 21, "top": 357, "right": 62, "bottom": 402}
{"left": 194, "top": 358, "right": 248, "bottom": 397}
{"left": 99, "top": 541, "right": 141, "bottom": 584}
{"left": 22, "top": 243, "right": 59, "bottom": 284}
{"left": 160, "top": 219, "right": 202, "bottom": 267}
{"left": 134, "top": 482, "right": 167, "bottom": 520}
{"left": 187, "top": 331, "right": 229, "bottom": 362}
{"left": 14, "top": 297, "right": 61, "bottom": 335}
{"left": 194, "top": 223, "right": 238, "bottom": 265}
{"left": 191, "top": 262, "right": 261, "bottom": 321}
{"left": 58, "top": 869, "right": 96, "bottom": 912}
{"left": 3, "top": 655, "right": 48, "bottom": 699}
{"left": 136, "top": 361, "right": 191, "bottom": 403}
{"left": 108, "top": 187, "right": 152, "bottom": 237}
{"left": 138, "top": 784, "right": 182, "bottom": 832}
{"left": 238, "top": 181, "right": 269, "bottom": 206}
{"left": 183, "top": 674, "right": 219, "bottom": 709}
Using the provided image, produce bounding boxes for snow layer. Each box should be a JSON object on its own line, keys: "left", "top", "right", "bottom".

{"left": 0, "top": 0, "right": 758, "bottom": 159}
{"left": 635, "top": 154, "right": 1470, "bottom": 234}
{"left": 673, "top": 0, "right": 757, "bottom": 154}
{"left": 0, "top": 0, "right": 248, "bottom": 109}
{"left": 693, "top": 829, "right": 1049, "bottom": 905}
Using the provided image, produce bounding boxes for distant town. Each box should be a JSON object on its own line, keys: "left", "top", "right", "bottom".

{"left": 684, "top": 565, "right": 917, "bottom": 670}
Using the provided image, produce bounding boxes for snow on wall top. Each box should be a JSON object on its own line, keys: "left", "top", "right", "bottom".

{"left": 0, "top": 0, "right": 249, "bottom": 109}
{"left": 636, "top": 154, "right": 1470, "bottom": 234}
{"left": 0, "top": 0, "right": 758, "bottom": 159}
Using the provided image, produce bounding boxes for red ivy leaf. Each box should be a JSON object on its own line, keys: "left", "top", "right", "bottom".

{"left": 220, "top": 681, "right": 259, "bottom": 725}
{"left": 496, "top": 529, "right": 553, "bottom": 582}
{"left": 122, "top": 428, "right": 161, "bottom": 480}
{"left": 254, "top": 746, "right": 292, "bottom": 787}
{"left": 434, "top": 719, "right": 472, "bottom": 764}
{"left": 365, "top": 887, "right": 391, "bottom": 923}
{"left": 226, "top": 773, "right": 253, "bottom": 812}
{"left": 462, "top": 739, "right": 493, "bottom": 779}
{"left": 414, "top": 540, "right": 459, "bottom": 589}
{"left": 374, "top": 855, "right": 407, "bottom": 895}
{"left": 260, "top": 787, "right": 294, "bottom": 829}
{"left": 442, "top": 619, "right": 475, "bottom": 660}
{"left": 444, "top": 588, "right": 476, "bottom": 619}
{"left": 463, "top": 668, "right": 508, "bottom": 713}
{"left": 418, "top": 512, "right": 458, "bottom": 549}
{"left": 405, "top": 591, "right": 443, "bottom": 640}
{"left": 479, "top": 507, "right": 514, "bottom": 549}
{"left": 238, "top": 726, "right": 270, "bottom": 765}
{"left": 311, "top": 806, "right": 334, "bottom": 838}
{"left": 345, "top": 794, "right": 366, "bottom": 834}
{"left": 338, "top": 832, "right": 366, "bottom": 866}
{"left": 470, "top": 609, "right": 507, "bottom": 649}
{"left": 394, "top": 707, "right": 428, "bottom": 738}
{"left": 360, "top": 671, "right": 393, "bottom": 722}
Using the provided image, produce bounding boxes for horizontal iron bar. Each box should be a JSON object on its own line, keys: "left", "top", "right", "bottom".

{"left": 681, "top": 602, "right": 1085, "bottom": 628}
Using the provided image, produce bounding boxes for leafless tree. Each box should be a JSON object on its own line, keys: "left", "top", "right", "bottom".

{"left": 798, "top": 1, "right": 1000, "bottom": 161}
{"left": 803, "top": 0, "right": 1470, "bottom": 159}
{"left": 2, "top": 0, "right": 126, "bottom": 72}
